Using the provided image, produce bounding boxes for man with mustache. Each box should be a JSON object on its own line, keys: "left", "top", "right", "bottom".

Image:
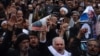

{"left": 82, "top": 38, "right": 100, "bottom": 56}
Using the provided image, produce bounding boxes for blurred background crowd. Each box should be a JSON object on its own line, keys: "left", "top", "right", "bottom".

{"left": 0, "top": 0, "right": 100, "bottom": 56}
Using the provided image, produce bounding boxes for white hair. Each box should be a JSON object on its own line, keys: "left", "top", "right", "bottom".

{"left": 28, "top": 4, "right": 33, "bottom": 7}
{"left": 60, "top": 7, "right": 68, "bottom": 14}
{"left": 52, "top": 37, "right": 65, "bottom": 46}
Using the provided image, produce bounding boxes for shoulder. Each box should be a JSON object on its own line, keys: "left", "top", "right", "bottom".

{"left": 28, "top": 48, "right": 40, "bottom": 56}
{"left": 7, "top": 48, "right": 19, "bottom": 56}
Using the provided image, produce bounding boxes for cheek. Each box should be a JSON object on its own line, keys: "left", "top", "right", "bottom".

{"left": 30, "top": 39, "right": 33, "bottom": 43}
{"left": 54, "top": 19, "right": 57, "bottom": 23}
{"left": 21, "top": 44, "right": 25, "bottom": 47}
{"left": 61, "top": 45, "right": 64, "bottom": 48}
{"left": 94, "top": 48, "right": 99, "bottom": 51}
{"left": 34, "top": 39, "right": 39, "bottom": 44}
{"left": 54, "top": 46, "right": 59, "bottom": 50}
{"left": 51, "top": 20, "right": 56, "bottom": 24}
{"left": 30, "top": 38, "right": 39, "bottom": 43}
{"left": 2, "top": 24, "right": 7, "bottom": 28}
{"left": 88, "top": 46, "right": 94, "bottom": 51}
{"left": 19, "top": 44, "right": 23, "bottom": 49}
{"left": 12, "top": 37, "right": 17, "bottom": 42}
{"left": 60, "top": 11, "right": 65, "bottom": 15}
{"left": 34, "top": 38, "right": 38, "bottom": 41}
{"left": 74, "top": 16, "right": 78, "bottom": 19}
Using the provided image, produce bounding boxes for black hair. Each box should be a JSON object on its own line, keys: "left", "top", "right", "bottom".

{"left": 29, "top": 31, "right": 39, "bottom": 38}
{"left": 14, "top": 33, "right": 29, "bottom": 49}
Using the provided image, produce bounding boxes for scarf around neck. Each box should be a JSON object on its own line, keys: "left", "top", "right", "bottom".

{"left": 48, "top": 45, "right": 71, "bottom": 56}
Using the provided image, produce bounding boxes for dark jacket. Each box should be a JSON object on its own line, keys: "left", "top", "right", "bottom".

{"left": 0, "top": 30, "right": 13, "bottom": 56}
{"left": 7, "top": 48, "right": 40, "bottom": 56}
{"left": 30, "top": 46, "right": 40, "bottom": 56}
{"left": 39, "top": 43, "right": 53, "bottom": 56}
{"left": 67, "top": 37, "right": 82, "bottom": 56}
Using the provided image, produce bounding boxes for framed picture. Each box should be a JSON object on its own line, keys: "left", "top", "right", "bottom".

{"left": 80, "top": 22, "right": 93, "bottom": 41}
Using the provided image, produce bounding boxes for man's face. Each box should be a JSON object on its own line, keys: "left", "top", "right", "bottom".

{"left": 19, "top": 39, "right": 29, "bottom": 52}
{"left": 72, "top": 14, "right": 79, "bottom": 22}
{"left": 66, "top": 1, "right": 73, "bottom": 8}
{"left": 60, "top": 10, "right": 66, "bottom": 16}
{"left": 28, "top": 5, "right": 33, "bottom": 11}
{"left": 87, "top": 41, "right": 99, "bottom": 55}
{"left": 17, "top": 10, "right": 23, "bottom": 18}
{"left": 29, "top": 35, "right": 39, "bottom": 47}
{"left": 53, "top": 38, "right": 65, "bottom": 53}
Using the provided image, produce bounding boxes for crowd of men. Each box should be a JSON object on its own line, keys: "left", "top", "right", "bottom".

{"left": 0, "top": 0, "right": 100, "bottom": 56}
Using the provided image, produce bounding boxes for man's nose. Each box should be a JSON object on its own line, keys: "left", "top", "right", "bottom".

{"left": 91, "top": 45, "right": 97, "bottom": 48}
{"left": 25, "top": 42, "right": 29, "bottom": 46}
{"left": 58, "top": 45, "right": 62, "bottom": 47}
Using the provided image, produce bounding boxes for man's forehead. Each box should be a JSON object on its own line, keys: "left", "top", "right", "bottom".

{"left": 88, "top": 41, "right": 98, "bottom": 45}
{"left": 89, "top": 41, "right": 97, "bottom": 43}
{"left": 55, "top": 38, "right": 64, "bottom": 43}
{"left": 29, "top": 35, "right": 38, "bottom": 38}
{"left": 17, "top": 10, "right": 23, "bottom": 13}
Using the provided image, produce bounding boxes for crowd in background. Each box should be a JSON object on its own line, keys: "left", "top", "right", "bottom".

{"left": 0, "top": 0, "right": 100, "bottom": 56}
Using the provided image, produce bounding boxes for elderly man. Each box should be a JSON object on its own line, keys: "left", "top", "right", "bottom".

{"left": 39, "top": 30, "right": 71, "bottom": 56}
{"left": 48, "top": 37, "right": 71, "bottom": 56}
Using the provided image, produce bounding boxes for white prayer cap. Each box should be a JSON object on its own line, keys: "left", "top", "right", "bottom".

{"left": 60, "top": 7, "right": 68, "bottom": 14}
{"left": 1, "top": 20, "right": 7, "bottom": 26}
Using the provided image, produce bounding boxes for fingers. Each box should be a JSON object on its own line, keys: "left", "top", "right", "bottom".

{"left": 60, "top": 23, "right": 69, "bottom": 31}
{"left": 80, "top": 28, "right": 88, "bottom": 34}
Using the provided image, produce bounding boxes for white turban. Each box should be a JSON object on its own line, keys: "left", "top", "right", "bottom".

{"left": 1, "top": 20, "right": 7, "bottom": 26}
{"left": 60, "top": 7, "right": 68, "bottom": 14}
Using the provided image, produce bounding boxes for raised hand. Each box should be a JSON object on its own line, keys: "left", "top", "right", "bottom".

{"left": 39, "top": 25, "right": 47, "bottom": 42}
{"left": 15, "top": 17, "right": 23, "bottom": 28}
{"left": 77, "top": 28, "right": 88, "bottom": 39}
{"left": 7, "top": 13, "right": 17, "bottom": 31}
{"left": 60, "top": 23, "right": 69, "bottom": 31}
{"left": 59, "top": 23, "right": 69, "bottom": 37}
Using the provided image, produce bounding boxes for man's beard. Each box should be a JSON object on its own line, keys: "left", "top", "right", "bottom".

{"left": 88, "top": 50, "right": 99, "bottom": 56}
{"left": 21, "top": 47, "right": 29, "bottom": 52}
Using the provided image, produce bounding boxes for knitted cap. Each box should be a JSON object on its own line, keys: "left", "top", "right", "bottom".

{"left": 15, "top": 33, "right": 29, "bottom": 49}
